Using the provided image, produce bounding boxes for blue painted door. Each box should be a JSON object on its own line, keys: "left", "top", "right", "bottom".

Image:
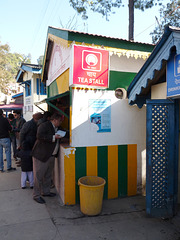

{"left": 146, "top": 99, "right": 179, "bottom": 218}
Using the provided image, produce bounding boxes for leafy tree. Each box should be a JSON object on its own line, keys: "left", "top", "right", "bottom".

{"left": 7, "top": 53, "right": 31, "bottom": 77}
{"left": 0, "top": 41, "right": 31, "bottom": 94}
{"left": 37, "top": 55, "right": 44, "bottom": 65}
{"left": 0, "top": 42, "right": 11, "bottom": 94}
{"left": 68, "top": 0, "right": 163, "bottom": 40}
{"left": 150, "top": 0, "right": 180, "bottom": 43}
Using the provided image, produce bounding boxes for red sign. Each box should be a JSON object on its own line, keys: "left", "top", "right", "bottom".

{"left": 72, "top": 45, "right": 109, "bottom": 88}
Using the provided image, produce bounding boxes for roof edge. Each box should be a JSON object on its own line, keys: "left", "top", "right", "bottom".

{"left": 127, "top": 26, "right": 175, "bottom": 97}
{"left": 48, "top": 26, "right": 154, "bottom": 47}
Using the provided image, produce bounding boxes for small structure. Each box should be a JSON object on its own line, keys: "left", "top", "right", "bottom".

{"left": 0, "top": 92, "right": 23, "bottom": 116}
{"left": 12, "top": 92, "right": 23, "bottom": 104}
{"left": 42, "top": 26, "right": 154, "bottom": 205}
{"left": 128, "top": 26, "right": 180, "bottom": 218}
{"left": 0, "top": 103, "right": 23, "bottom": 116}
{"left": 16, "top": 63, "right": 47, "bottom": 120}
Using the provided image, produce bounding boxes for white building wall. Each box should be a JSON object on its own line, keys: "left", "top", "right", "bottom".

{"left": 23, "top": 73, "right": 47, "bottom": 121}
{"left": 71, "top": 88, "right": 146, "bottom": 188}
{"left": 151, "top": 82, "right": 167, "bottom": 99}
{"left": 32, "top": 75, "right": 47, "bottom": 114}
{"left": 110, "top": 54, "right": 147, "bottom": 72}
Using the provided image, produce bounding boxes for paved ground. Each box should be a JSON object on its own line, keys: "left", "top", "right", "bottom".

{"left": 0, "top": 158, "right": 180, "bottom": 240}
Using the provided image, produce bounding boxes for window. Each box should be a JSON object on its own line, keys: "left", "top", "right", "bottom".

{"left": 25, "top": 81, "right": 31, "bottom": 97}
{"left": 37, "top": 78, "right": 46, "bottom": 95}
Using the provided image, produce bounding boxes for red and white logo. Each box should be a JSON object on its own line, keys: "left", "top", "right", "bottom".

{"left": 82, "top": 50, "right": 102, "bottom": 71}
{"left": 72, "top": 45, "right": 109, "bottom": 88}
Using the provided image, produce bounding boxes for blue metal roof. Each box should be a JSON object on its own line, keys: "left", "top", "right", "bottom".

{"left": 16, "top": 63, "right": 42, "bottom": 82}
{"left": 12, "top": 92, "right": 23, "bottom": 98}
{"left": 127, "top": 26, "right": 180, "bottom": 108}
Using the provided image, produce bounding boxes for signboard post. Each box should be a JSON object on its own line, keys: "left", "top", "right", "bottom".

{"left": 71, "top": 45, "right": 109, "bottom": 88}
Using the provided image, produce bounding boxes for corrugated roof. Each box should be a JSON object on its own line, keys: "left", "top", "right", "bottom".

{"left": 49, "top": 26, "right": 154, "bottom": 47}
{"left": 42, "top": 26, "right": 155, "bottom": 82}
{"left": 20, "top": 63, "right": 42, "bottom": 69}
{"left": 127, "top": 26, "right": 180, "bottom": 108}
{"left": 12, "top": 92, "right": 23, "bottom": 98}
{"left": 16, "top": 63, "right": 42, "bottom": 82}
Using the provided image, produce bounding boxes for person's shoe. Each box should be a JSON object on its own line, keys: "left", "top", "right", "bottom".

{"left": 0, "top": 169, "right": 4, "bottom": 173}
{"left": 30, "top": 186, "right": 33, "bottom": 189}
{"left": 7, "top": 167, "right": 16, "bottom": 172}
{"left": 42, "top": 192, "right": 56, "bottom": 197}
{"left": 33, "top": 197, "right": 46, "bottom": 204}
{"left": 22, "top": 187, "right": 26, "bottom": 189}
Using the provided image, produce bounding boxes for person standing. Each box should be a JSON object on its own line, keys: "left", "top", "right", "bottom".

{"left": 32, "top": 112, "right": 63, "bottom": 204}
{"left": 13, "top": 110, "right": 26, "bottom": 149}
{"left": 19, "top": 112, "right": 43, "bottom": 150}
{"left": 17, "top": 112, "right": 43, "bottom": 189}
{"left": 8, "top": 113, "right": 17, "bottom": 159}
{"left": 15, "top": 143, "right": 34, "bottom": 189}
{"left": 0, "top": 109, "right": 16, "bottom": 172}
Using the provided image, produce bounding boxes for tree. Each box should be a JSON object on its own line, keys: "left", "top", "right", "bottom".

{"left": 37, "top": 55, "right": 44, "bottom": 65}
{"left": 0, "top": 41, "right": 31, "bottom": 94}
{"left": 150, "top": 0, "right": 180, "bottom": 43}
{"left": 7, "top": 53, "right": 31, "bottom": 77}
{"left": 69, "top": 0, "right": 163, "bottom": 40}
{"left": 0, "top": 42, "right": 11, "bottom": 94}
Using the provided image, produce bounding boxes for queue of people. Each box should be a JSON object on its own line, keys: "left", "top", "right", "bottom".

{"left": 0, "top": 109, "right": 64, "bottom": 204}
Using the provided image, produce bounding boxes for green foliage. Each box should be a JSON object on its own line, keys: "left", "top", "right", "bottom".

{"left": 150, "top": 0, "right": 180, "bottom": 43}
{"left": 69, "top": 0, "right": 163, "bottom": 20}
{"left": 0, "top": 42, "right": 11, "bottom": 93}
{"left": 37, "top": 55, "right": 43, "bottom": 65}
{"left": 134, "top": 0, "right": 163, "bottom": 11}
{"left": 69, "top": 0, "right": 179, "bottom": 43}
{"left": 0, "top": 41, "right": 31, "bottom": 94}
{"left": 69, "top": 0, "right": 122, "bottom": 20}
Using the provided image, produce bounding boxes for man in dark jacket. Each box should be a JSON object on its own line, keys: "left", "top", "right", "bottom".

{"left": 13, "top": 110, "right": 26, "bottom": 148}
{"left": 19, "top": 112, "right": 43, "bottom": 150}
{"left": 32, "top": 112, "right": 63, "bottom": 204}
{"left": 37, "top": 111, "right": 52, "bottom": 127}
{"left": 0, "top": 109, "right": 16, "bottom": 172}
{"left": 16, "top": 112, "right": 43, "bottom": 189}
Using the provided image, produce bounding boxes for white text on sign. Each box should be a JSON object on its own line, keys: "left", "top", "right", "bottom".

{"left": 78, "top": 77, "right": 104, "bottom": 85}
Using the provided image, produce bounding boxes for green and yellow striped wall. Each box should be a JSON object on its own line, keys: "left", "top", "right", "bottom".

{"left": 64, "top": 144, "right": 137, "bottom": 205}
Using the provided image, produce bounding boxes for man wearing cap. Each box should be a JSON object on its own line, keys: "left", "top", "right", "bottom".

{"left": 0, "top": 109, "right": 16, "bottom": 172}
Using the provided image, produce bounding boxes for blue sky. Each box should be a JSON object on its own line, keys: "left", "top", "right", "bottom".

{"left": 0, "top": 0, "right": 167, "bottom": 64}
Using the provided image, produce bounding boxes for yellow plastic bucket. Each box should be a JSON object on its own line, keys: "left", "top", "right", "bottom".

{"left": 78, "top": 176, "right": 106, "bottom": 216}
